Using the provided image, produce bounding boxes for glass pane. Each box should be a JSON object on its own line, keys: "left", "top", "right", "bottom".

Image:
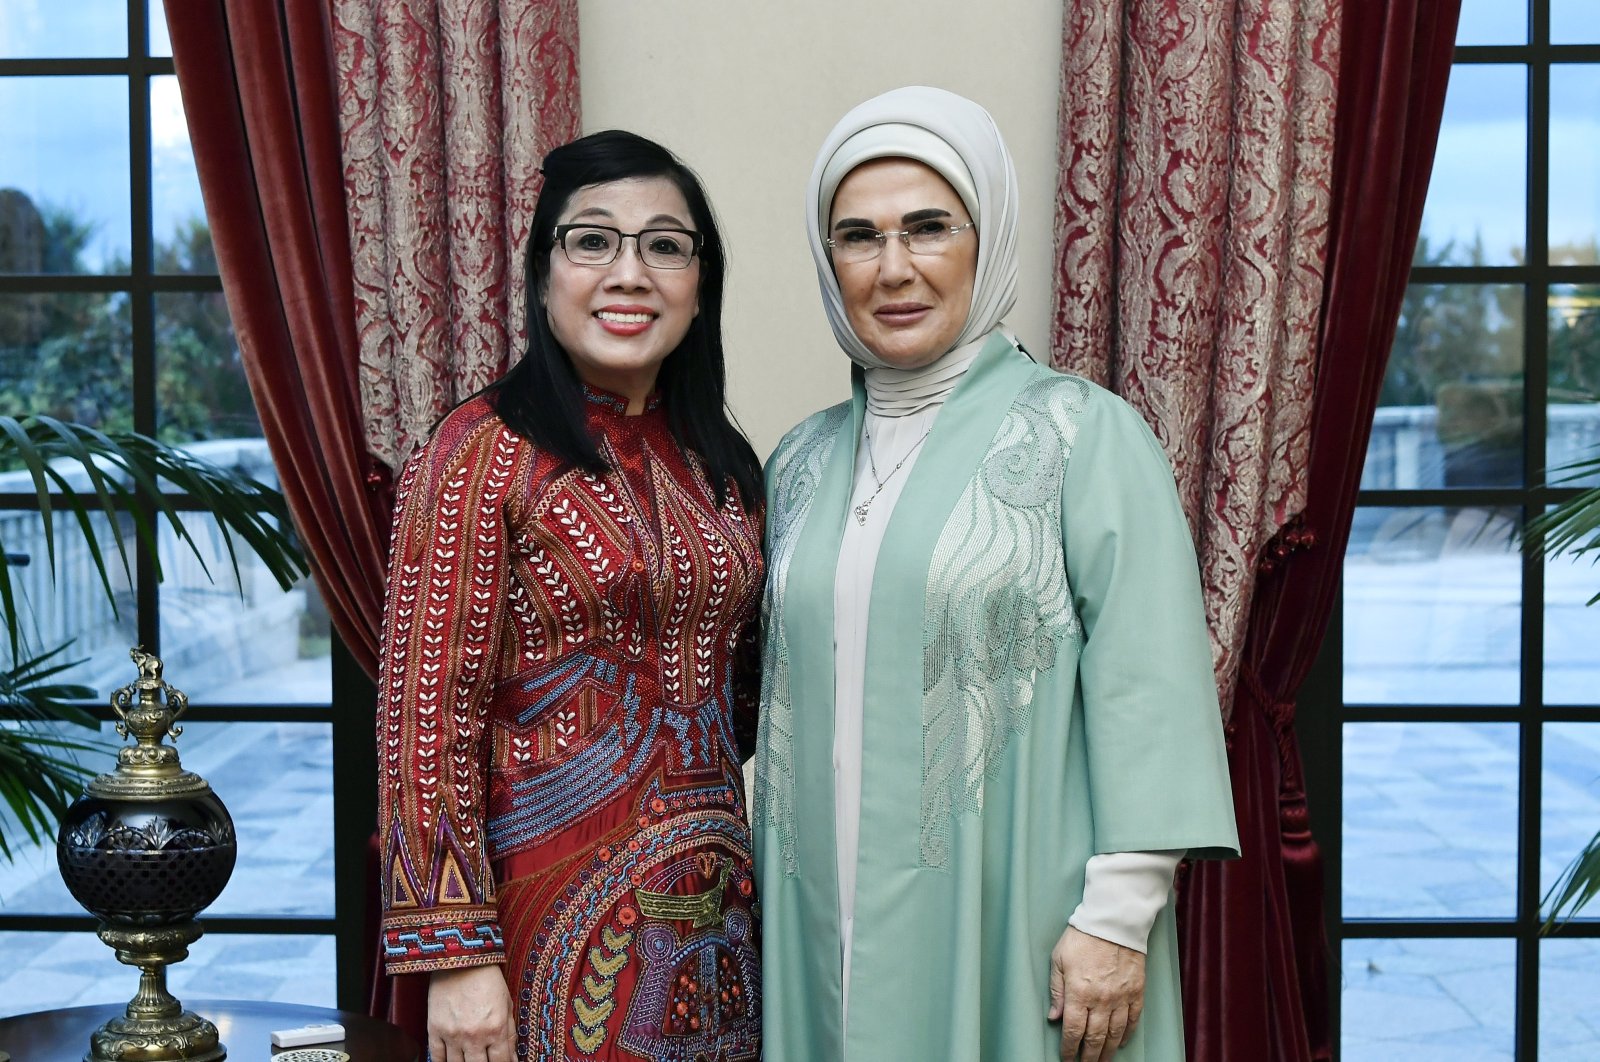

{"left": 0, "top": 931, "right": 337, "bottom": 1018}
{"left": 1366, "top": 285, "right": 1524, "bottom": 491}
{"left": 1343, "top": 723, "right": 1519, "bottom": 918}
{"left": 1542, "top": 724, "right": 1600, "bottom": 918}
{"left": 0, "top": 292, "right": 134, "bottom": 430}
{"left": 1546, "top": 542, "right": 1600, "bottom": 704}
{"left": 1548, "top": 286, "right": 1600, "bottom": 487}
{"left": 0, "top": 510, "right": 140, "bottom": 699}
{"left": 1416, "top": 65, "right": 1526, "bottom": 267}
{"left": 1341, "top": 938, "right": 1515, "bottom": 1060}
{"left": 0, "top": 1, "right": 127, "bottom": 58}
{"left": 1553, "top": 1, "right": 1600, "bottom": 44}
{"left": 156, "top": 292, "right": 260, "bottom": 442}
{"left": 149, "top": 0, "right": 172, "bottom": 57}
{"left": 158, "top": 515, "right": 330, "bottom": 705}
{"left": 1550, "top": 66, "right": 1600, "bottom": 265}
{"left": 1456, "top": 0, "right": 1527, "bottom": 45}
{"left": 1344, "top": 508, "right": 1522, "bottom": 705}
{"left": 0, "top": 721, "right": 333, "bottom": 917}
{"left": 1542, "top": 940, "right": 1600, "bottom": 1059}
{"left": 0, "top": 77, "right": 132, "bottom": 274}
{"left": 150, "top": 75, "right": 213, "bottom": 274}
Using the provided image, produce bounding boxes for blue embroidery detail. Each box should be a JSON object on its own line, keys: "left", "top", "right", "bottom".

{"left": 489, "top": 674, "right": 658, "bottom": 851}
{"left": 385, "top": 922, "right": 502, "bottom": 958}
{"left": 517, "top": 653, "right": 617, "bottom": 724}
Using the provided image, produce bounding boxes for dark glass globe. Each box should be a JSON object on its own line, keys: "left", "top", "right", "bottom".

{"left": 56, "top": 791, "right": 236, "bottom": 926}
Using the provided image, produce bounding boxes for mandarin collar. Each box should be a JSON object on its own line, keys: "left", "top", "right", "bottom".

{"left": 581, "top": 383, "right": 664, "bottom": 417}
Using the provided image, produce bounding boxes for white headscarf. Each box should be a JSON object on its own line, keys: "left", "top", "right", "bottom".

{"left": 805, "top": 86, "right": 1020, "bottom": 383}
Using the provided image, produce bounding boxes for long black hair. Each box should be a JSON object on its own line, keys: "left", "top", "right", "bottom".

{"left": 485, "top": 130, "right": 762, "bottom": 510}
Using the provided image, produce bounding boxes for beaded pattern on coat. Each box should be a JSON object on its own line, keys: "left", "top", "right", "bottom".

{"left": 921, "top": 375, "right": 1087, "bottom": 867}
{"left": 753, "top": 404, "right": 848, "bottom": 876}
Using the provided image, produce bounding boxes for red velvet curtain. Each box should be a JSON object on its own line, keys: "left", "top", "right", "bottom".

{"left": 166, "top": 0, "right": 392, "bottom": 680}
{"left": 1178, "top": 3, "right": 1463, "bottom": 1059}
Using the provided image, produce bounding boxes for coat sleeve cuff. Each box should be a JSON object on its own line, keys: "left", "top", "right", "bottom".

{"left": 381, "top": 908, "right": 505, "bottom": 975}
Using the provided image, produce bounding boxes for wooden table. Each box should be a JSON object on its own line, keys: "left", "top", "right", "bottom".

{"left": 0, "top": 999, "right": 418, "bottom": 1061}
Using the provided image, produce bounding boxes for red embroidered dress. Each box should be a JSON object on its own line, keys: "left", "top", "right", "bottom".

{"left": 378, "top": 389, "right": 763, "bottom": 1061}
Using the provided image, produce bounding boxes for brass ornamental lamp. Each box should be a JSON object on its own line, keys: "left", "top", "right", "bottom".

{"left": 55, "top": 649, "right": 237, "bottom": 1061}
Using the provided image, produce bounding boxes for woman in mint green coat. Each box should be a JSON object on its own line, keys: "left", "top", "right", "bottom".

{"left": 753, "top": 86, "right": 1239, "bottom": 1062}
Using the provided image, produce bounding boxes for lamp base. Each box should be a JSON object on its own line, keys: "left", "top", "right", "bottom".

{"left": 85, "top": 922, "right": 226, "bottom": 1061}
{"left": 86, "top": 1008, "right": 225, "bottom": 1062}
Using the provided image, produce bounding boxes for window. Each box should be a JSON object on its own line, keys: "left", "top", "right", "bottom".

{"left": 1304, "top": 2, "right": 1600, "bottom": 1058}
{"left": 0, "top": 0, "right": 360, "bottom": 1015}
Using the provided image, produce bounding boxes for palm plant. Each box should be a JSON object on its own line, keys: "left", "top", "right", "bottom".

{"left": 1525, "top": 445, "right": 1600, "bottom": 931}
{"left": 0, "top": 413, "right": 308, "bottom": 860}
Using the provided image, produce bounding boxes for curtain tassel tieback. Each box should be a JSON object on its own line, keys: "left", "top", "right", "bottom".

{"left": 1257, "top": 514, "right": 1318, "bottom": 575}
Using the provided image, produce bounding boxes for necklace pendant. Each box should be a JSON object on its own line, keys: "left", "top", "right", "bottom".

{"left": 853, "top": 501, "right": 870, "bottom": 525}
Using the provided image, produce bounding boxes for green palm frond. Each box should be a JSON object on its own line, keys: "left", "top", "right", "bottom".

{"left": 0, "top": 644, "right": 102, "bottom": 861}
{"left": 1525, "top": 450, "right": 1600, "bottom": 605}
{"left": 0, "top": 730, "right": 100, "bottom": 860}
{"left": 1543, "top": 830, "right": 1600, "bottom": 934}
{"left": 0, "top": 415, "right": 311, "bottom": 862}
{"left": 1526, "top": 441, "right": 1600, "bottom": 929}
{"left": 0, "top": 414, "right": 310, "bottom": 657}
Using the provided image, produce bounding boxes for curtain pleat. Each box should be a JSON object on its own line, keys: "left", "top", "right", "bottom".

{"left": 1052, "top": 0, "right": 1338, "bottom": 717}
{"left": 166, "top": 0, "right": 392, "bottom": 680}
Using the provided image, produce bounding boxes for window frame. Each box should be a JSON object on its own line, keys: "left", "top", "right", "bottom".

{"left": 0, "top": 0, "right": 373, "bottom": 1012}
{"left": 1301, "top": 4, "right": 1600, "bottom": 1058}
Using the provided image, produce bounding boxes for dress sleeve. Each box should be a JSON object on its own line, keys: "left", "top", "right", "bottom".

{"left": 376, "top": 416, "right": 519, "bottom": 975}
{"left": 1060, "top": 390, "right": 1239, "bottom": 860}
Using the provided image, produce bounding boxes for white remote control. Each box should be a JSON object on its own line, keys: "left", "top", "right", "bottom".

{"left": 270, "top": 1022, "right": 346, "bottom": 1048}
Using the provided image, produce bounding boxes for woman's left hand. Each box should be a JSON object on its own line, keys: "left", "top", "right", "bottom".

{"left": 1047, "top": 925, "right": 1145, "bottom": 1061}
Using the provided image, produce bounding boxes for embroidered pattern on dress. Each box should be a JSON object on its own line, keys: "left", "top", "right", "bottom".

{"left": 382, "top": 919, "right": 503, "bottom": 965}
{"left": 377, "top": 396, "right": 764, "bottom": 993}
{"left": 754, "top": 405, "right": 849, "bottom": 875}
{"left": 620, "top": 907, "right": 758, "bottom": 1060}
{"left": 570, "top": 922, "right": 632, "bottom": 1054}
{"left": 919, "top": 377, "right": 1090, "bottom": 868}
{"left": 521, "top": 811, "right": 760, "bottom": 1061}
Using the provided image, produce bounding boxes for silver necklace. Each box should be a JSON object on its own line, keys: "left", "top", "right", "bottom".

{"left": 853, "top": 422, "right": 932, "bottom": 525}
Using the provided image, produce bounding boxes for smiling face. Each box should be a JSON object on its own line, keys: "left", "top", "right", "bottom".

{"left": 828, "top": 157, "right": 978, "bottom": 368}
{"left": 542, "top": 176, "right": 701, "bottom": 408}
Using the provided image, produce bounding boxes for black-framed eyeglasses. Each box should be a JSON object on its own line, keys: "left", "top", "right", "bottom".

{"left": 554, "top": 224, "right": 703, "bottom": 269}
{"left": 825, "top": 220, "right": 976, "bottom": 264}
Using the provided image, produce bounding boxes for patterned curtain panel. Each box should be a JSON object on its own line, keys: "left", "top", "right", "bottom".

{"left": 1051, "top": 0, "right": 1338, "bottom": 714}
{"left": 333, "top": 0, "right": 581, "bottom": 471}
{"left": 1051, "top": 2, "right": 1342, "bottom": 1060}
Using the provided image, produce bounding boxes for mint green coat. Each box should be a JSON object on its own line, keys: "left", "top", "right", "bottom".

{"left": 753, "top": 334, "right": 1239, "bottom": 1061}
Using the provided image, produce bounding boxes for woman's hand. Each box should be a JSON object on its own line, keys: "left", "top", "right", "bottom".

{"left": 1047, "top": 925, "right": 1146, "bottom": 1061}
{"left": 428, "top": 964, "right": 516, "bottom": 1062}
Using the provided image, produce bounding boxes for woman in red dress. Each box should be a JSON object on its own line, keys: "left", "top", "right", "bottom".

{"left": 376, "top": 131, "right": 764, "bottom": 1062}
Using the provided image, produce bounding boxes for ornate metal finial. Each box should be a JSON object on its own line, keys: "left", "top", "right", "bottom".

{"left": 90, "top": 648, "right": 207, "bottom": 799}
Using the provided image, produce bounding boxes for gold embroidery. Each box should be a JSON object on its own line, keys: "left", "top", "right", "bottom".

{"left": 573, "top": 996, "right": 614, "bottom": 1027}
{"left": 634, "top": 861, "right": 729, "bottom": 928}
{"left": 570, "top": 922, "right": 633, "bottom": 1055}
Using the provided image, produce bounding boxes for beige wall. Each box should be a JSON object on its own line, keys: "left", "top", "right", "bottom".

{"left": 579, "top": 2, "right": 1062, "bottom": 460}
